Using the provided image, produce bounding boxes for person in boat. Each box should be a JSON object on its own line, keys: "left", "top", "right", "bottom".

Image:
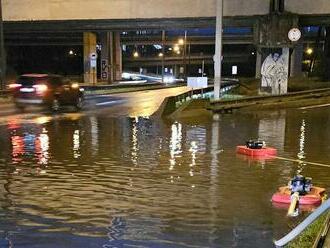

{"left": 289, "top": 175, "right": 312, "bottom": 195}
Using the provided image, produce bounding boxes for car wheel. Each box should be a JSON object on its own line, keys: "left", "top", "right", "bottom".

{"left": 75, "top": 96, "right": 84, "bottom": 110}
{"left": 51, "top": 98, "right": 60, "bottom": 112}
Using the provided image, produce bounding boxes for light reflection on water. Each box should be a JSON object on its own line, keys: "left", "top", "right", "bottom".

{"left": 0, "top": 107, "right": 330, "bottom": 247}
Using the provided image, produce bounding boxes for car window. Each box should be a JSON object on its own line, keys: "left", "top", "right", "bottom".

{"left": 17, "top": 76, "right": 47, "bottom": 86}
{"left": 51, "top": 77, "right": 63, "bottom": 86}
{"left": 62, "top": 78, "right": 71, "bottom": 85}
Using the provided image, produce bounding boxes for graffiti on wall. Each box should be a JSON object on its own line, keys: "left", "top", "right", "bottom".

{"left": 261, "top": 48, "right": 289, "bottom": 95}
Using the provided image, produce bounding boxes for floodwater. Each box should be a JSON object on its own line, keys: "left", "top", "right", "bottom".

{"left": 0, "top": 106, "right": 330, "bottom": 248}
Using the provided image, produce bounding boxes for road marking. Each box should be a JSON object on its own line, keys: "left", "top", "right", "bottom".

{"left": 300, "top": 103, "right": 330, "bottom": 110}
{"left": 96, "top": 100, "right": 125, "bottom": 106}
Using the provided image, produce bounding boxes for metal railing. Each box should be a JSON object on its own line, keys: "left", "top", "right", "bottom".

{"left": 209, "top": 87, "right": 330, "bottom": 112}
{"left": 274, "top": 199, "right": 330, "bottom": 247}
{"left": 160, "top": 80, "right": 238, "bottom": 117}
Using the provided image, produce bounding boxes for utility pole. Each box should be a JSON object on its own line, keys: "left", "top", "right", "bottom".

{"left": 214, "top": 0, "right": 223, "bottom": 99}
{"left": 161, "top": 30, "right": 165, "bottom": 83}
{"left": 0, "top": 0, "right": 5, "bottom": 90}
{"left": 183, "top": 30, "right": 187, "bottom": 78}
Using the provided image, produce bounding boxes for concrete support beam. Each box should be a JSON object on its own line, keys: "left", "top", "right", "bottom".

{"left": 83, "top": 32, "right": 97, "bottom": 84}
{"left": 290, "top": 43, "right": 303, "bottom": 77}
{"left": 113, "top": 32, "right": 122, "bottom": 81}
{"left": 100, "top": 32, "right": 110, "bottom": 82}
{"left": 255, "top": 51, "right": 262, "bottom": 78}
{"left": 281, "top": 47, "right": 289, "bottom": 94}
{"left": 214, "top": 0, "right": 223, "bottom": 100}
{"left": 100, "top": 32, "right": 122, "bottom": 83}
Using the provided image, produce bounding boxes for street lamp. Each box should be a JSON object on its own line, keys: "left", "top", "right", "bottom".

{"left": 133, "top": 51, "right": 139, "bottom": 58}
{"left": 306, "top": 48, "right": 313, "bottom": 55}
{"left": 178, "top": 38, "right": 184, "bottom": 45}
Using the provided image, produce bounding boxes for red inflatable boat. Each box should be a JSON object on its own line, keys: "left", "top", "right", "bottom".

{"left": 236, "top": 145, "right": 277, "bottom": 157}
{"left": 271, "top": 186, "right": 326, "bottom": 205}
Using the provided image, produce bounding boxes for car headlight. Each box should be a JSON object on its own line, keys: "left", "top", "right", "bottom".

{"left": 164, "top": 76, "right": 175, "bottom": 83}
{"left": 71, "top": 83, "right": 79, "bottom": 89}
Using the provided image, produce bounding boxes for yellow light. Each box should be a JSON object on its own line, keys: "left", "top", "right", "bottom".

{"left": 133, "top": 51, "right": 139, "bottom": 58}
{"left": 35, "top": 116, "right": 52, "bottom": 125}
{"left": 158, "top": 53, "right": 164, "bottom": 57}
{"left": 71, "top": 83, "right": 79, "bottom": 89}
{"left": 178, "top": 38, "right": 184, "bottom": 45}
{"left": 176, "top": 51, "right": 181, "bottom": 55}
{"left": 173, "top": 45, "right": 180, "bottom": 52}
{"left": 306, "top": 48, "right": 313, "bottom": 55}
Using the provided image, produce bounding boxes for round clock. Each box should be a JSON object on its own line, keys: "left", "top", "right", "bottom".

{"left": 288, "top": 28, "right": 301, "bottom": 42}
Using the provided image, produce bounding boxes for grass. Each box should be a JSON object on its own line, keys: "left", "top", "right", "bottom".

{"left": 288, "top": 77, "right": 330, "bottom": 92}
{"left": 286, "top": 213, "right": 327, "bottom": 248}
{"left": 233, "top": 77, "right": 330, "bottom": 96}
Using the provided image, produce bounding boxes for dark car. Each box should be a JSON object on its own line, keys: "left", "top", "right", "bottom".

{"left": 9, "top": 74, "right": 84, "bottom": 111}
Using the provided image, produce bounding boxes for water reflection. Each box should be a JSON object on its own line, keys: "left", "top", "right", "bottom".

{"left": 10, "top": 126, "right": 50, "bottom": 165}
{"left": 297, "top": 119, "right": 306, "bottom": 160}
{"left": 131, "top": 117, "right": 138, "bottom": 166}
{"left": 297, "top": 119, "right": 307, "bottom": 175}
{"left": 169, "top": 122, "right": 182, "bottom": 170}
{"left": 0, "top": 108, "right": 329, "bottom": 247}
{"left": 90, "top": 116, "right": 99, "bottom": 156}
{"left": 258, "top": 110, "right": 286, "bottom": 151}
{"left": 35, "top": 128, "right": 50, "bottom": 165}
{"left": 73, "top": 129, "right": 81, "bottom": 159}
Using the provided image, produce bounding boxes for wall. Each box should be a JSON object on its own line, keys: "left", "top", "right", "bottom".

{"left": 286, "top": 0, "right": 330, "bottom": 14}
{"left": 3, "top": 0, "right": 270, "bottom": 21}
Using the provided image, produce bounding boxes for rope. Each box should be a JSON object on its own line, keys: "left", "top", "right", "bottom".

{"left": 271, "top": 156, "right": 330, "bottom": 169}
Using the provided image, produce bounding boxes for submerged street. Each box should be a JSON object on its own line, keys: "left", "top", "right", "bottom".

{"left": 0, "top": 86, "right": 191, "bottom": 121}
{"left": 0, "top": 88, "right": 330, "bottom": 247}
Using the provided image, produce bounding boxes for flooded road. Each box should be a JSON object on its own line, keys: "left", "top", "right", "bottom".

{"left": 0, "top": 86, "right": 190, "bottom": 121}
{"left": 0, "top": 100, "right": 330, "bottom": 247}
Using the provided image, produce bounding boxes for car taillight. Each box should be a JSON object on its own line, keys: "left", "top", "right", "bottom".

{"left": 8, "top": 83, "right": 22, "bottom": 89}
{"left": 33, "top": 84, "right": 48, "bottom": 94}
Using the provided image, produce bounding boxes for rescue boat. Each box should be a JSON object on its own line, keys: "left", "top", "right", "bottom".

{"left": 272, "top": 186, "right": 326, "bottom": 205}
{"left": 236, "top": 145, "right": 277, "bottom": 157}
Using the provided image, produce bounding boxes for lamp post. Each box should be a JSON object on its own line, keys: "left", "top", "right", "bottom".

{"left": 161, "top": 30, "right": 165, "bottom": 83}
{"left": 183, "top": 30, "right": 187, "bottom": 78}
{"left": 0, "top": 0, "right": 5, "bottom": 90}
{"left": 214, "top": 0, "right": 223, "bottom": 99}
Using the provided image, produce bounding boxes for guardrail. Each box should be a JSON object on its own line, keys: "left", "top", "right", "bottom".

{"left": 160, "top": 80, "right": 238, "bottom": 117}
{"left": 209, "top": 87, "right": 330, "bottom": 112}
{"left": 274, "top": 199, "right": 330, "bottom": 247}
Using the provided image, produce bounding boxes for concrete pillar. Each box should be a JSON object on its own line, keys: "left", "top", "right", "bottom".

{"left": 255, "top": 51, "right": 262, "bottom": 78}
{"left": 174, "top": 65, "right": 179, "bottom": 77}
{"left": 100, "top": 32, "right": 122, "bottom": 84}
{"left": 113, "top": 32, "right": 123, "bottom": 81}
{"left": 214, "top": 0, "right": 223, "bottom": 100}
{"left": 83, "top": 32, "right": 97, "bottom": 84}
{"left": 100, "top": 32, "right": 110, "bottom": 82}
{"left": 279, "top": 47, "right": 289, "bottom": 94}
{"left": 290, "top": 43, "right": 303, "bottom": 77}
{"left": 324, "top": 27, "right": 330, "bottom": 81}
{"left": 108, "top": 32, "right": 115, "bottom": 83}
